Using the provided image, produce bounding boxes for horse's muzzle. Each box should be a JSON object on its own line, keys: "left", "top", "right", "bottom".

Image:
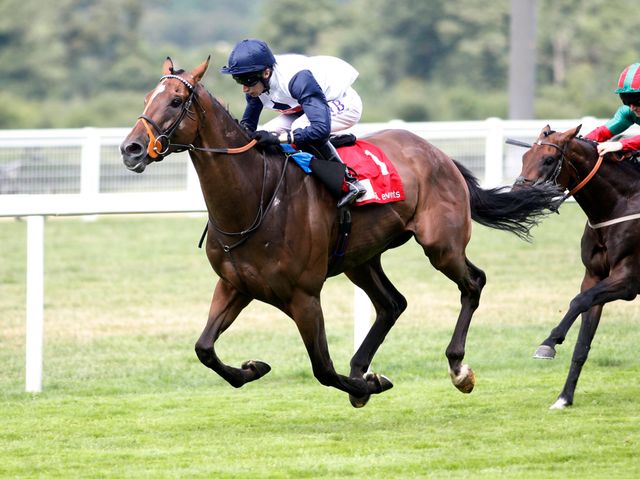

{"left": 514, "top": 175, "right": 550, "bottom": 189}
{"left": 120, "top": 140, "right": 149, "bottom": 173}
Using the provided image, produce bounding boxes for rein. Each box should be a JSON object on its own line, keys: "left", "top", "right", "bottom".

{"left": 169, "top": 139, "right": 257, "bottom": 155}
{"left": 566, "top": 153, "right": 603, "bottom": 197}
{"left": 209, "top": 152, "right": 290, "bottom": 252}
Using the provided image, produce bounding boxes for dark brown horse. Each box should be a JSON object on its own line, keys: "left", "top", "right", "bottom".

{"left": 514, "top": 124, "right": 640, "bottom": 409}
{"left": 120, "top": 57, "right": 558, "bottom": 407}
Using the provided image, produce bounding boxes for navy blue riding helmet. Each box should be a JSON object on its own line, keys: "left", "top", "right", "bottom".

{"left": 220, "top": 39, "right": 276, "bottom": 76}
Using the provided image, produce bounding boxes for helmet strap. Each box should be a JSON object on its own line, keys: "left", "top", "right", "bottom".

{"left": 261, "top": 68, "right": 272, "bottom": 93}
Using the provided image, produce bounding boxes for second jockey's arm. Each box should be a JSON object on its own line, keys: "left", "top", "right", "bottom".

{"left": 584, "top": 125, "right": 613, "bottom": 142}
{"left": 586, "top": 105, "right": 638, "bottom": 154}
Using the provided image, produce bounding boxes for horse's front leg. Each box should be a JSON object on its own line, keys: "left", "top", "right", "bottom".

{"left": 194, "top": 279, "right": 270, "bottom": 387}
{"left": 345, "top": 258, "right": 403, "bottom": 407}
{"left": 549, "top": 304, "right": 603, "bottom": 409}
{"left": 534, "top": 271, "right": 635, "bottom": 408}
{"left": 289, "top": 290, "right": 392, "bottom": 405}
{"left": 533, "top": 272, "right": 632, "bottom": 360}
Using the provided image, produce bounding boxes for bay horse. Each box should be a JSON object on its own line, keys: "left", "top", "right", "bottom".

{"left": 120, "top": 57, "right": 559, "bottom": 407}
{"left": 513, "top": 124, "right": 640, "bottom": 409}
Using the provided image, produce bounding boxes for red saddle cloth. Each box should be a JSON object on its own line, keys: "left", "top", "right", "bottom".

{"left": 338, "top": 140, "right": 405, "bottom": 205}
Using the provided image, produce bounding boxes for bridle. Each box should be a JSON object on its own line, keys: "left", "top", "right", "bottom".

{"left": 137, "top": 74, "right": 199, "bottom": 159}
{"left": 509, "top": 136, "right": 604, "bottom": 200}
{"left": 136, "top": 73, "right": 282, "bottom": 252}
{"left": 510, "top": 138, "right": 568, "bottom": 188}
{"left": 136, "top": 74, "right": 257, "bottom": 158}
{"left": 509, "top": 132, "right": 640, "bottom": 230}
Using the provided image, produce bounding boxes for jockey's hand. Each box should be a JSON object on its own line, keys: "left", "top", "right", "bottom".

{"left": 251, "top": 130, "right": 281, "bottom": 147}
{"left": 596, "top": 141, "right": 623, "bottom": 156}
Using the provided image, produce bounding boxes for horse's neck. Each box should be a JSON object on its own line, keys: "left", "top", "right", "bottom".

{"left": 189, "top": 92, "right": 271, "bottom": 230}
{"left": 571, "top": 143, "right": 637, "bottom": 218}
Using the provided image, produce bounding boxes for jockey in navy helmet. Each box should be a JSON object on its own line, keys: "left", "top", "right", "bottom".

{"left": 221, "top": 38, "right": 366, "bottom": 208}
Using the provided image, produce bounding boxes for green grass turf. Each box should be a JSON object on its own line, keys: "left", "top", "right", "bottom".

{"left": 1, "top": 203, "right": 638, "bottom": 478}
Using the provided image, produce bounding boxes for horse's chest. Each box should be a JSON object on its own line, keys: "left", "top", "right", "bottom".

{"left": 582, "top": 226, "right": 640, "bottom": 277}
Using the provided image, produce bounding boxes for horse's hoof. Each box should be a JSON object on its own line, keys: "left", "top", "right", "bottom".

{"left": 349, "top": 373, "right": 394, "bottom": 408}
{"left": 365, "top": 372, "right": 394, "bottom": 393}
{"left": 450, "top": 364, "right": 475, "bottom": 394}
{"left": 549, "top": 397, "right": 570, "bottom": 410}
{"left": 533, "top": 345, "right": 556, "bottom": 359}
{"left": 241, "top": 360, "right": 271, "bottom": 380}
{"left": 349, "top": 393, "right": 370, "bottom": 408}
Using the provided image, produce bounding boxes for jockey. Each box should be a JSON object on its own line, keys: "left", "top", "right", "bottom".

{"left": 585, "top": 63, "right": 640, "bottom": 155}
{"left": 220, "top": 38, "right": 366, "bottom": 208}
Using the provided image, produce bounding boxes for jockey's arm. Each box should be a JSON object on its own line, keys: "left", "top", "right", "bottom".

{"left": 585, "top": 105, "right": 636, "bottom": 148}
{"left": 619, "top": 135, "right": 640, "bottom": 151}
{"left": 288, "top": 70, "right": 331, "bottom": 147}
{"left": 240, "top": 94, "right": 263, "bottom": 132}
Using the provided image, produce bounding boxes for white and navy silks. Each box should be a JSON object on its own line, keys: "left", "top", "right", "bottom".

{"left": 240, "top": 54, "right": 362, "bottom": 148}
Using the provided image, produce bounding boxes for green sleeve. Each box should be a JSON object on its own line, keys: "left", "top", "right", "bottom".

{"left": 604, "top": 105, "right": 637, "bottom": 136}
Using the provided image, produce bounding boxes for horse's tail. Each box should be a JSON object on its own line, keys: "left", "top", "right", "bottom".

{"left": 453, "top": 160, "right": 562, "bottom": 241}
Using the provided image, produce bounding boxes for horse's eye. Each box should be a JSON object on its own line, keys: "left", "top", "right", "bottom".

{"left": 543, "top": 156, "right": 556, "bottom": 166}
{"left": 170, "top": 98, "right": 182, "bottom": 108}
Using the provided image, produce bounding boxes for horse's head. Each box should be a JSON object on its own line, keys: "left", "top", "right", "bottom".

{"left": 513, "top": 124, "right": 586, "bottom": 190}
{"left": 120, "top": 57, "right": 210, "bottom": 173}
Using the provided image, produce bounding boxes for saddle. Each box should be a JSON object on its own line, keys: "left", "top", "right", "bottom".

{"left": 289, "top": 135, "right": 405, "bottom": 206}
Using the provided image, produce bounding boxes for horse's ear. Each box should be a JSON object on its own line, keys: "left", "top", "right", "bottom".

{"left": 574, "top": 124, "right": 582, "bottom": 137}
{"left": 191, "top": 56, "right": 211, "bottom": 84}
{"left": 563, "top": 124, "right": 582, "bottom": 140}
{"left": 162, "top": 57, "right": 174, "bottom": 75}
{"left": 539, "top": 124, "right": 551, "bottom": 138}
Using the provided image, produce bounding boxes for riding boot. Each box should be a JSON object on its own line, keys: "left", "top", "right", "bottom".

{"left": 315, "top": 141, "right": 367, "bottom": 208}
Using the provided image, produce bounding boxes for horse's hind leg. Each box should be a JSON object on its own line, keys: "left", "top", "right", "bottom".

{"left": 443, "top": 257, "right": 486, "bottom": 393}
{"left": 419, "top": 234, "right": 486, "bottom": 393}
{"left": 345, "top": 256, "right": 406, "bottom": 407}
{"left": 194, "top": 279, "right": 270, "bottom": 388}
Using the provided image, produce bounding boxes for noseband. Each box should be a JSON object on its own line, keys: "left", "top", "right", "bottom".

{"left": 137, "top": 74, "right": 197, "bottom": 159}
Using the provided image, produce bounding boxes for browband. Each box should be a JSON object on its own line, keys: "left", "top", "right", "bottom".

{"left": 160, "top": 74, "right": 194, "bottom": 91}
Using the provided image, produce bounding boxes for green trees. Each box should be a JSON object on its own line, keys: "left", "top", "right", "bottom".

{"left": 1, "top": 0, "right": 638, "bottom": 127}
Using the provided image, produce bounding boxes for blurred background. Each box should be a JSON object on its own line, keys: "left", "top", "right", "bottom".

{"left": 1, "top": 0, "right": 638, "bottom": 129}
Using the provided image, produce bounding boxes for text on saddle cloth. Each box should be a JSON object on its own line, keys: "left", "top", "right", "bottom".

{"left": 283, "top": 140, "right": 405, "bottom": 205}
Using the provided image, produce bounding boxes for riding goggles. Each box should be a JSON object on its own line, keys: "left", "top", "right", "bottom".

{"left": 620, "top": 92, "right": 640, "bottom": 107}
{"left": 232, "top": 73, "right": 262, "bottom": 87}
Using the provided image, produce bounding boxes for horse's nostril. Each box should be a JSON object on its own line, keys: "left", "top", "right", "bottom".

{"left": 123, "top": 142, "right": 144, "bottom": 156}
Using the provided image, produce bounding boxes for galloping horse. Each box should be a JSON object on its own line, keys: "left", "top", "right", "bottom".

{"left": 120, "top": 57, "right": 558, "bottom": 407}
{"left": 514, "top": 125, "right": 640, "bottom": 409}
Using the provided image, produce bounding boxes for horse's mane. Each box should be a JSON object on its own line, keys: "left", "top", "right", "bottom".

{"left": 572, "top": 134, "right": 640, "bottom": 177}
{"left": 200, "top": 88, "right": 252, "bottom": 139}
{"left": 575, "top": 135, "right": 598, "bottom": 148}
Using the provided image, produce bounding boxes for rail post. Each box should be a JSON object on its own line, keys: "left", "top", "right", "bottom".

{"left": 25, "top": 215, "right": 45, "bottom": 393}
